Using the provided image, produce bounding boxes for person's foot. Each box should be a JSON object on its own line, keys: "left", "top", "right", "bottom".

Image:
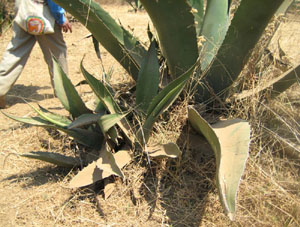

{"left": 0, "top": 96, "right": 6, "bottom": 109}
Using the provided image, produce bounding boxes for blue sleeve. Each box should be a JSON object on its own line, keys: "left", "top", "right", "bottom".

{"left": 47, "top": 0, "right": 66, "bottom": 25}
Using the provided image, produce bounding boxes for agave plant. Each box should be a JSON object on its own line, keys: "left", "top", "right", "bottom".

{"left": 3, "top": 0, "right": 298, "bottom": 221}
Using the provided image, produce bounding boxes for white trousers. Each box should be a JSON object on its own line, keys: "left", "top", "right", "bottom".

{"left": 0, "top": 22, "right": 68, "bottom": 96}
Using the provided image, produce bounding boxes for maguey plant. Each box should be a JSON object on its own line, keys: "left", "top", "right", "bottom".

{"left": 3, "top": 0, "right": 298, "bottom": 220}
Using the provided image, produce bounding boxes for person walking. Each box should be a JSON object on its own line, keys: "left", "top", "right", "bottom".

{"left": 0, "top": 0, "right": 72, "bottom": 109}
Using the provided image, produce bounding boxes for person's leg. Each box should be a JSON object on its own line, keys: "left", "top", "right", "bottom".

{"left": 0, "top": 22, "right": 36, "bottom": 98}
{"left": 36, "top": 24, "right": 68, "bottom": 90}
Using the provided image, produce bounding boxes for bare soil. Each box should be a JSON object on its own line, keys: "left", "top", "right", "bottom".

{"left": 0, "top": 3, "right": 299, "bottom": 227}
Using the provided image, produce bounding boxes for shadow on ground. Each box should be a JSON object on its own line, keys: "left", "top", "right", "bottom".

{"left": 138, "top": 127, "right": 217, "bottom": 226}
{"left": 1, "top": 165, "right": 70, "bottom": 188}
{"left": 6, "top": 84, "right": 54, "bottom": 106}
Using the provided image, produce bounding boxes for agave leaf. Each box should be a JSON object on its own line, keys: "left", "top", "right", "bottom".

{"left": 197, "top": 0, "right": 284, "bottom": 102}
{"left": 140, "top": 0, "right": 198, "bottom": 78}
{"left": 53, "top": 57, "right": 91, "bottom": 118}
{"left": 53, "top": 0, "right": 146, "bottom": 80}
{"left": 107, "top": 126, "right": 119, "bottom": 144}
{"left": 276, "top": 0, "right": 295, "bottom": 15}
{"left": 80, "top": 60, "right": 119, "bottom": 114}
{"left": 199, "top": 0, "right": 230, "bottom": 71}
{"left": 69, "top": 161, "right": 102, "bottom": 188}
{"left": 233, "top": 64, "right": 300, "bottom": 100}
{"left": 68, "top": 113, "right": 104, "bottom": 129}
{"left": 188, "top": 107, "right": 250, "bottom": 220}
{"left": 98, "top": 113, "right": 128, "bottom": 133}
{"left": 21, "top": 151, "right": 80, "bottom": 168}
{"left": 69, "top": 148, "right": 131, "bottom": 188}
{"left": 26, "top": 103, "right": 70, "bottom": 128}
{"left": 187, "top": 0, "right": 205, "bottom": 36}
{"left": 2, "top": 111, "right": 57, "bottom": 127}
{"left": 140, "top": 64, "right": 197, "bottom": 143}
{"left": 2, "top": 111, "right": 103, "bottom": 149}
{"left": 63, "top": 128, "right": 103, "bottom": 149}
{"left": 37, "top": 105, "right": 72, "bottom": 126}
{"left": 136, "top": 41, "right": 160, "bottom": 114}
{"left": 81, "top": 61, "right": 134, "bottom": 144}
{"left": 147, "top": 142, "right": 182, "bottom": 158}
{"left": 96, "top": 146, "right": 124, "bottom": 178}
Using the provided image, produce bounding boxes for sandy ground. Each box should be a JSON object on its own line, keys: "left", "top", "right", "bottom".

{"left": 0, "top": 3, "right": 299, "bottom": 227}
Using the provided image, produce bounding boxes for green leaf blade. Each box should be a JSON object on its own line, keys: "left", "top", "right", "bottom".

{"left": 98, "top": 113, "right": 128, "bottom": 133}
{"left": 136, "top": 41, "right": 160, "bottom": 114}
{"left": 198, "top": 0, "right": 284, "bottom": 102}
{"left": 140, "top": 0, "right": 198, "bottom": 78}
{"left": 53, "top": 57, "right": 91, "bottom": 118}
{"left": 200, "top": 0, "right": 230, "bottom": 71}
{"left": 21, "top": 151, "right": 80, "bottom": 168}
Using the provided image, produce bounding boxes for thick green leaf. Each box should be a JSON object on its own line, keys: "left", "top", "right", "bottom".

{"left": 81, "top": 61, "right": 134, "bottom": 143}
{"left": 68, "top": 113, "right": 104, "bottom": 129}
{"left": 80, "top": 60, "right": 119, "bottom": 114}
{"left": 233, "top": 64, "right": 300, "bottom": 100}
{"left": 69, "top": 148, "right": 131, "bottom": 188}
{"left": 98, "top": 113, "right": 128, "bottom": 133}
{"left": 26, "top": 103, "right": 71, "bottom": 128}
{"left": 2, "top": 111, "right": 103, "bottom": 149}
{"left": 147, "top": 142, "right": 182, "bottom": 158}
{"left": 199, "top": 0, "right": 230, "bottom": 71}
{"left": 140, "top": 64, "right": 197, "bottom": 143}
{"left": 64, "top": 128, "right": 103, "bottom": 149}
{"left": 21, "top": 151, "right": 80, "bottom": 168}
{"left": 107, "top": 126, "right": 119, "bottom": 144}
{"left": 188, "top": 107, "right": 250, "bottom": 220}
{"left": 53, "top": 0, "right": 146, "bottom": 80}
{"left": 2, "top": 111, "right": 57, "bottom": 127}
{"left": 140, "top": 0, "right": 198, "bottom": 78}
{"left": 187, "top": 0, "right": 205, "bottom": 36}
{"left": 37, "top": 105, "right": 72, "bottom": 126}
{"left": 136, "top": 41, "right": 160, "bottom": 114}
{"left": 53, "top": 57, "right": 91, "bottom": 118}
{"left": 197, "top": 0, "right": 284, "bottom": 102}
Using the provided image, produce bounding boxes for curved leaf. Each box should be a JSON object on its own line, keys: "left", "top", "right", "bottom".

{"left": 140, "top": 63, "right": 197, "bottom": 143}
{"left": 187, "top": 0, "right": 204, "bottom": 36}
{"left": 21, "top": 151, "right": 80, "bottom": 168}
{"left": 95, "top": 147, "right": 124, "bottom": 178}
{"left": 140, "top": 0, "right": 198, "bottom": 78}
{"left": 188, "top": 107, "right": 250, "bottom": 220}
{"left": 2, "top": 111, "right": 57, "bottom": 128}
{"left": 53, "top": 0, "right": 147, "bottom": 80}
{"left": 26, "top": 103, "right": 71, "bottom": 128}
{"left": 69, "top": 148, "right": 131, "bottom": 188}
{"left": 136, "top": 41, "right": 160, "bottom": 114}
{"left": 64, "top": 128, "right": 103, "bottom": 149}
{"left": 98, "top": 113, "right": 128, "bottom": 133}
{"left": 200, "top": 0, "right": 230, "bottom": 71}
{"left": 68, "top": 113, "right": 104, "bottom": 129}
{"left": 197, "top": 0, "right": 284, "bottom": 102}
{"left": 53, "top": 57, "right": 91, "bottom": 118}
{"left": 233, "top": 64, "right": 300, "bottom": 100}
{"left": 81, "top": 61, "right": 134, "bottom": 144}
{"left": 2, "top": 111, "right": 103, "bottom": 149}
{"left": 80, "top": 60, "right": 119, "bottom": 114}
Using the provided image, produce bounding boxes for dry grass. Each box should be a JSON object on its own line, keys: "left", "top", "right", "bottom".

{"left": 0, "top": 2, "right": 300, "bottom": 227}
